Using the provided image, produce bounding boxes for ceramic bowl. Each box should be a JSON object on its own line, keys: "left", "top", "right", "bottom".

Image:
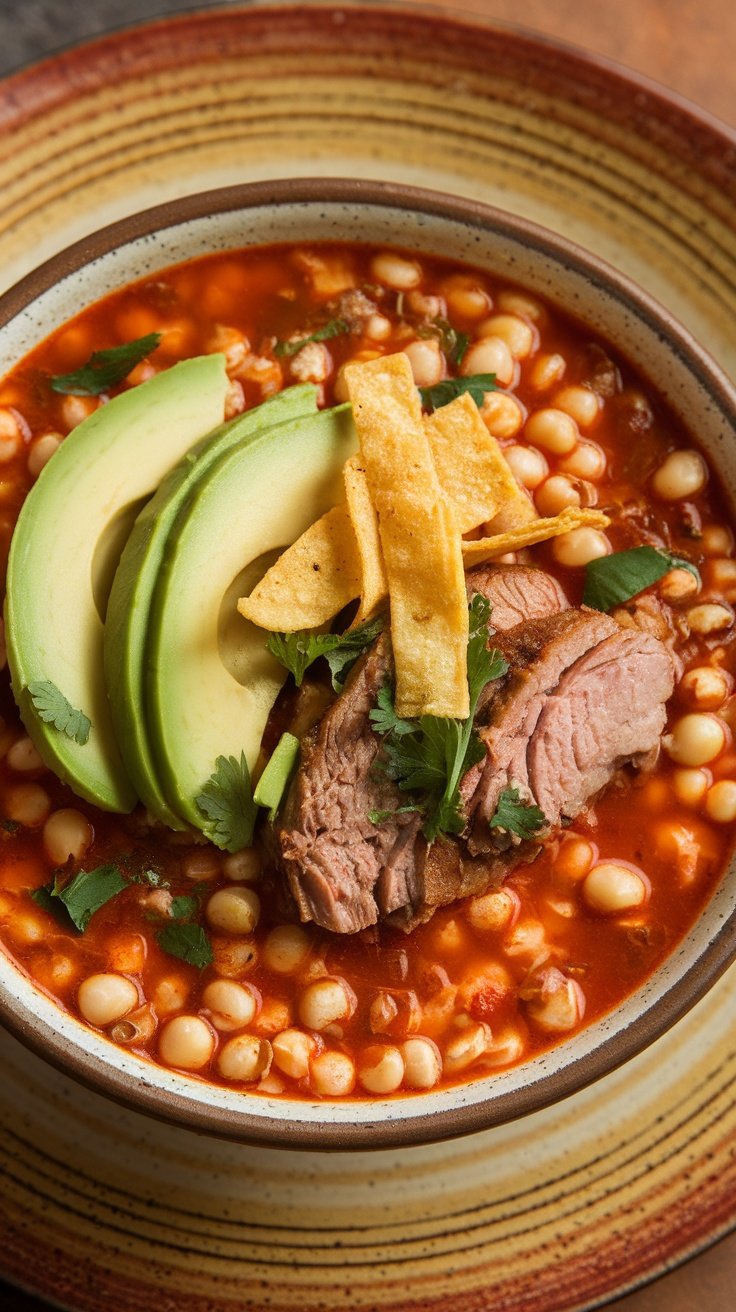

{"left": 0, "top": 177, "right": 735, "bottom": 1149}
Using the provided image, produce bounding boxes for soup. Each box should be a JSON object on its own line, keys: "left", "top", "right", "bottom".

{"left": 0, "top": 241, "right": 733, "bottom": 1100}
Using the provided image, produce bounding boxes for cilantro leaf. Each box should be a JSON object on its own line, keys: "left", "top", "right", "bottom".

{"left": 169, "top": 895, "right": 199, "bottom": 920}
{"left": 417, "top": 317, "right": 469, "bottom": 367}
{"left": 368, "top": 805, "right": 421, "bottom": 825}
{"left": 196, "top": 753, "right": 257, "bottom": 852}
{"left": 27, "top": 680, "right": 91, "bottom": 745}
{"left": 31, "top": 864, "right": 127, "bottom": 932}
{"left": 267, "top": 616, "right": 382, "bottom": 691}
{"left": 370, "top": 595, "right": 508, "bottom": 841}
{"left": 50, "top": 333, "right": 162, "bottom": 396}
{"left": 157, "top": 922, "right": 213, "bottom": 969}
{"left": 274, "top": 318, "right": 348, "bottom": 358}
{"left": 582, "top": 546, "right": 701, "bottom": 612}
{"left": 489, "top": 786, "right": 548, "bottom": 839}
{"left": 419, "top": 373, "right": 497, "bottom": 412}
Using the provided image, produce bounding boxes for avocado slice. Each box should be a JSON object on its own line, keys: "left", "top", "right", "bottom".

{"left": 105, "top": 383, "right": 318, "bottom": 829}
{"left": 5, "top": 355, "right": 229, "bottom": 812}
{"left": 253, "top": 731, "right": 301, "bottom": 820}
{"left": 145, "top": 404, "right": 357, "bottom": 835}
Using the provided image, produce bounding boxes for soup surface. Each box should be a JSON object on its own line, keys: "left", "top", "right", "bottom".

{"left": 0, "top": 241, "right": 734, "bottom": 1100}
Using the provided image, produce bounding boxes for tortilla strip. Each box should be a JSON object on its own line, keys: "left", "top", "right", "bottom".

{"left": 237, "top": 504, "right": 361, "bottom": 631}
{"left": 461, "top": 506, "right": 611, "bottom": 566}
{"left": 343, "top": 455, "right": 389, "bottom": 626}
{"left": 424, "top": 391, "right": 530, "bottom": 533}
{"left": 344, "top": 353, "right": 469, "bottom": 719}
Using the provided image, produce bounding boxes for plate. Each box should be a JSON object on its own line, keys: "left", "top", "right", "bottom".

{"left": 0, "top": 4, "right": 735, "bottom": 1308}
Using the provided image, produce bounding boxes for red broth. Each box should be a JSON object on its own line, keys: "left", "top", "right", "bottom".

{"left": 0, "top": 241, "right": 734, "bottom": 1099}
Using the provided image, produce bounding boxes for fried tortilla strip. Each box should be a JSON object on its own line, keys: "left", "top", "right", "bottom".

{"left": 461, "top": 506, "right": 611, "bottom": 566}
{"left": 237, "top": 504, "right": 361, "bottom": 631}
{"left": 343, "top": 455, "right": 388, "bottom": 626}
{"left": 424, "top": 391, "right": 529, "bottom": 532}
{"left": 344, "top": 353, "right": 469, "bottom": 719}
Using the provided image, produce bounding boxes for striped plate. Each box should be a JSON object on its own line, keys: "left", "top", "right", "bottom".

{"left": 0, "top": 5, "right": 735, "bottom": 1309}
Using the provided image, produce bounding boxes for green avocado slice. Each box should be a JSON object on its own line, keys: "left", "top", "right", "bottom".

{"left": 104, "top": 384, "right": 318, "bottom": 828}
{"left": 145, "top": 403, "right": 358, "bottom": 836}
{"left": 5, "top": 355, "right": 229, "bottom": 812}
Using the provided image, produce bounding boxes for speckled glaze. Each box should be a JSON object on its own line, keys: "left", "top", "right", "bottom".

{"left": 0, "top": 8, "right": 735, "bottom": 1309}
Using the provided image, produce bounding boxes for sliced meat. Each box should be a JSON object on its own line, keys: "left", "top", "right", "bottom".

{"left": 465, "top": 562, "right": 569, "bottom": 628}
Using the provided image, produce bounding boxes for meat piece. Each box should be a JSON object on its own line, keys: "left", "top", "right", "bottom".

{"left": 465, "top": 562, "right": 569, "bottom": 628}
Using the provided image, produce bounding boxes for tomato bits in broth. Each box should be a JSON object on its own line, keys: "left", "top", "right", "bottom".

{"left": 0, "top": 240, "right": 734, "bottom": 1101}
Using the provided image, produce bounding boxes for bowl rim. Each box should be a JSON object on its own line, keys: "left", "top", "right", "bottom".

{"left": 0, "top": 175, "right": 735, "bottom": 1150}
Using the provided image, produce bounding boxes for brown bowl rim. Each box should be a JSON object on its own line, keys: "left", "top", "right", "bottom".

{"left": 0, "top": 176, "right": 735, "bottom": 1150}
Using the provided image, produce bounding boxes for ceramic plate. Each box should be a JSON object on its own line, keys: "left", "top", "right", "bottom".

{"left": 1, "top": 4, "right": 735, "bottom": 1309}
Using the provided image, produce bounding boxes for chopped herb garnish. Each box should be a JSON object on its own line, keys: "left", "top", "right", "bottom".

{"left": 582, "top": 546, "right": 701, "bottom": 612}
{"left": 489, "top": 786, "right": 548, "bottom": 839}
{"left": 27, "top": 680, "right": 91, "bottom": 745}
{"left": 169, "top": 895, "right": 199, "bottom": 920}
{"left": 138, "top": 868, "right": 167, "bottom": 888}
{"left": 31, "top": 864, "right": 127, "bottom": 932}
{"left": 274, "top": 318, "right": 348, "bottom": 358}
{"left": 417, "top": 317, "right": 469, "bottom": 367}
{"left": 419, "top": 373, "right": 497, "bottom": 411}
{"left": 195, "top": 752, "right": 258, "bottom": 852}
{"left": 157, "top": 922, "right": 213, "bottom": 969}
{"left": 368, "top": 804, "right": 421, "bottom": 826}
{"left": 369, "top": 595, "right": 508, "bottom": 840}
{"left": 266, "top": 615, "right": 383, "bottom": 691}
{"left": 50, "top": 333, "right": 162, "bottom": 396}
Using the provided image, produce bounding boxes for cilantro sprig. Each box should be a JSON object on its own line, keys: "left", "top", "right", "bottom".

{"left": 266, "top": 616, "right": 383, "bottom": 691}
{"left": 489, "top": 786, "right": 547, "bottom": 840}
{"left": 419, "top": 373, "right": 497, "bottom": 412}
{"left": 27, "top": 680, "right": 91, "bottom": 745}
{"left": 274, "top": 318, "right": 348, "bottom": 358}
{"left": 369, "top": 595, "right": 508, "bottom": 841}
{"left": 31, "top": 864, "right": 127, "bottom": 931}
{"left": 196, "top": 753, "right": 258, "bottom": 853}
{"left": 417, "top": 317, "right": 469, "bottom": 367}
{"left": 582, "top": 546, "right": 701, "bottom": 612}
{"left": 50, "top": 333, "right": 162, "bottom": 396}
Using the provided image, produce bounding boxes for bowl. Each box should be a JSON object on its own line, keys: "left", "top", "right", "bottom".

{"left": 0, "top": 177, "right": 735, "bottom": 1150}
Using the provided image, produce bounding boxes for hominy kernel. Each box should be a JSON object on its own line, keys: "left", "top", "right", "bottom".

{"left": 444, "top": 282, "right": 490, "bottom": 319}
{"left": 261, "top": 924, "right": 311, "bottom": 975}
{"left": 558, "top": 440, "right": 607, "bottom": 481}
{"left": 678, "top": 665, "right": 731, "bottom": 709}
{"left": 207, "top": 324, "right": 249, "bottom": 370}
{"left": 43, "top": 808, "right": 93, "bottom": 864}
{"left": 480, "top": 392, "right": 524, "bottom": 439}
{"left": 310, "top": 1049, "right": 356, "bottom": 1096}
{"left": 107, "top": 934, "right": 146, "bottom": 973}
{"left": 663, "top": 713, "right": 727, "bottom": 766}
{"left": 466, "top": 888, "right": 520, "bottom": 934}
{"left": 525, "top": 407, "right": 579, "bottom": 455}
{"left": 28, "top": 433, "right": 62, "bottom": 477}
{"left": 479, "top": 313, "right": 534, "bottom": 360}
{"left": 222, "top": 848, "right": 261, "bottom": 882}
{"left": 686, "top": 603, "right": 734, "bottom": 635}
{"left": 706, "top": 558, "right": 736, "bottom": 598}
{"left": 521, "top": 969, "right": 585, "bottom": 1033}
{"left": 529, "top": 352, "right": 566, "bottom": 391}
{"left": 159, "top": 1015, "right": 215, "bottom": 1070}
{"left": 497, "top": 289, "right": 546, "bottom": 323}
{"left": 701, "top": 525, "right": 734, "bottom": 556}
{"left": 652, "top": 449, "right": 707, "bottom": 500}
{"left": 254, "top": 998, "right": 293, "bottom": 1035}
{"left": 212, "top": 937, "right": 258, "bottom": 978}
{"left": 502, "top": 443, "right": 547, "bottom": 489}
{"left": 78, "top": 973, "right": 139, "bottom": 1027}
{"left": 290, "top": 341, "right": 332, "bottom": 384}
{"left": 60, "top": 395, "right": 97, "bottom": 431}
{"left": 705, "top": 780, "right": 736, "bottom": 823}
{"left": 217, "top": 1034, "right": 272, "bottom": 1083}
{"left": 672, "top": 768, "right": 710, "bottom": 807}
{"left": 405, "top": 291, "right": 445, "bottom": 319}
{"left": 554, "top": 837, "right": 596, "bottom": 882}
{"left": 6, "top": 736, "right": 44, "bottom": 773}
{"left": 370, "top": 252, "right": 422, "bottom": 290}
{"left": 535, "top": 475, "right": 581, "bottom": 518}
{"left": 403, "top": 338, "right": 444, "bottom": 387}
{"left": 183, "top": 850, "right": 221, "bottom": 881}
{"left": 485, "top": 1027, "right": 525, "bottom": 1068}
{"left": 365, "top": 313, "right": 392, "bottom": 341}
{"left": 401, "top": 1036, "right": 442, "bottom": 1089}
{"left": 4, "top": 782, "right": 51, "bottom": 827}
{"left": 443, "top": 1021, "right": 492, "bottom": 1073}
{"left": 272, "top": 1028, "right": 316, "bottom": 1080}
{"left": 206, "top": 886, "right": 260, "bottom": 935}
{"left": 553, "top": 385, "right": 600, "bottom": 428}
{"left": 552, "top": 527, "right": 610, "bottom": 569}
{"left": 659, "top": 568, "right": 699, "bottom": 602}
{"left": 503, "top": 918, "right": 549, "bottom": 967}
{"left": 153, "top": 976, "right": 190, "bottom": 1016}
{"left": 461, "top": 337, "right": 514, "bottom": 387}
{"left": 358, "top": 1044, "right": 405, "bottom": 1094}
{"left": 298, "top": 977, "right": 356, "bottom": 1031}
{"left": 110, "top": 1004, "right": 157, "bottom": 1046}
{"left": 203, "top": 979, "right": 258, "bottom": 1031}
{"left": 582, "top": 862, "right": 648, "bottom": 914}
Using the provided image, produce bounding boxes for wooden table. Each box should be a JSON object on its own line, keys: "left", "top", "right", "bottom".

{"left": 0, "top": 2, "right": 734, "bottom": 1309}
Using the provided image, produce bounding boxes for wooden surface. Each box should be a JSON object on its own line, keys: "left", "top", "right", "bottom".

{"left": 0, "top": 1, "right": 734, "bottom": 1309}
